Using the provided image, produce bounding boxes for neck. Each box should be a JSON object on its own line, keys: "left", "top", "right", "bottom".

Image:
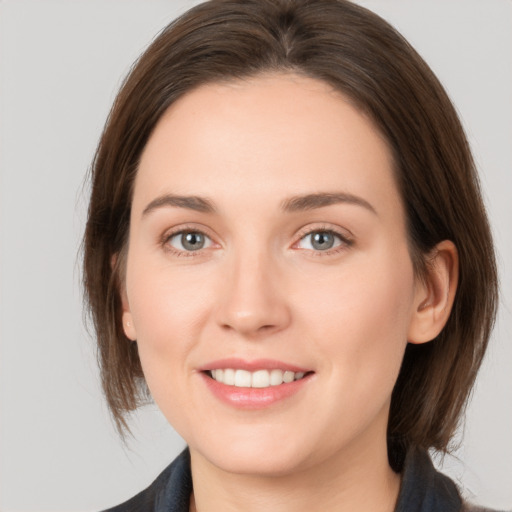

{"left": 189, "top": 427, "right": 401, "bottom": 512}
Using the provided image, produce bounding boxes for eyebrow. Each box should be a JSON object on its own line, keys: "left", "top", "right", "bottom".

{"left": 281, "top": 192, "right": 377, "bottom": 215}
{"left": 142, "top": 194, "right": 216, "bottom": 216}
{"left": 142, "top": 191, "right": 377, "bottom": 217}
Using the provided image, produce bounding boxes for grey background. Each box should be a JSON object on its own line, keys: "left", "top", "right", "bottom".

{"left": 0, "top": 0, "right": 510, "bottom": 510}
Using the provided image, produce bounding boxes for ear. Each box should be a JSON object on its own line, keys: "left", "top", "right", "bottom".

{"left": 111, "top": 253, "right": 137, "bottom": 341}
{"left": 407, "top": 240, "right": 459, "bottom": 344}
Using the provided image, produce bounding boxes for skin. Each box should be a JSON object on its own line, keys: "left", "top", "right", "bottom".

{"left": 121, "top": 73, "right": 458, "bottom": 512}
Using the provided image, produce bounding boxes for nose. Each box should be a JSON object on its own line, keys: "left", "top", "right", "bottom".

{"left": 215, "top": 249, "right": 292, "bottom": 338}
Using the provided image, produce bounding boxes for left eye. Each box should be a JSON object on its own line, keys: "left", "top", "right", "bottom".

{"left": 167, "top": 231, "right": 213, "bottom": 252}
{"left": 297, "top": 230, "right": 345, "bottom": 251}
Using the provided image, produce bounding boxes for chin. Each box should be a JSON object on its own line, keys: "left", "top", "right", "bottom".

{"left": 190, "top": 431, "right": 314, "bottom": 477}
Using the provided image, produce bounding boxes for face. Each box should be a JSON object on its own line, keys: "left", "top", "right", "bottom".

{"left": 122, "top": 73, "right": 423, "bottom": 476}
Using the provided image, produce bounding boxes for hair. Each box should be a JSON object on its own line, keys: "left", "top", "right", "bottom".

{"left": 83, "top": 0, "right": 498, "bottom": 459}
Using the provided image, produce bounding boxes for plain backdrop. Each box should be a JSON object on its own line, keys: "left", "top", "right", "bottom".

{"left": 0, "top": 1, "right": 511, "bottom": 510}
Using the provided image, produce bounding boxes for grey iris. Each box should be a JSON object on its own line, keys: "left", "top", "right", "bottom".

{"left": 182, "top": 232, "right": 205, "bottom": 251}
{"left": 311, "top": 231, "right": 335, "bottom": 250}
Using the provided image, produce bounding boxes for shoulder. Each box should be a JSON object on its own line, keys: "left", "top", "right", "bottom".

{"left": 462, "top": 504, "right": 510, "bottom": 512}
{"left": 100, "top": 448, "right": 192, "bottom": 512}
{"left": 395, "top": 447, "right": 506, "bottom": 512}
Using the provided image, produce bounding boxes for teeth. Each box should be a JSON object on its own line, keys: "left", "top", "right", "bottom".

{"left": 252, "top": 370, "right": 270, "bottom": 388}
{"left": 209, "top": 368, "right": 308, "bottom": 388}
{"left": 234, "top": 369, "right": 251, "bottom": 387}
{"left": 270, "top": 369, "right": 283, "bottom": 386}
{"left": 283, "top": 370, "right": 294, "bottom": 383}
{"left": 223, "top": 368, "right": 235, "bottom": 385}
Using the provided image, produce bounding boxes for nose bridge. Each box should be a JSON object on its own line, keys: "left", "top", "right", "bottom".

{"left": 216, "top": 239, "right": 290, "bottom": 336}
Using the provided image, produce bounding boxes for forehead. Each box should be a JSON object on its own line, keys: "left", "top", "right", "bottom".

{"left": 134, "top": 72, "right": 399, "bottom": 217}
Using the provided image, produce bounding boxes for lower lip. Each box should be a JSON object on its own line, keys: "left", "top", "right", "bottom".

{"left": 201, "top": 373, "right": 312, "bottom": 409}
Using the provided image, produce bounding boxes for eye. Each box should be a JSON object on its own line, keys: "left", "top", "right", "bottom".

{"left": 166, "top": 230, "right": 213, "bottom": 253}
{"left": 296, "top": 229, "right": 350, "bottom": 252}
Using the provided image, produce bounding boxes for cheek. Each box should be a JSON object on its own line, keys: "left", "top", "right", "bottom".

{"left": 127, "top": 256, "right": 212, "bottom": 336}
{"left": 125, "top": 259, "right": 214, "bottom": 399}
{"left": 299, "top": 246, "right": 415, "bottom": 390}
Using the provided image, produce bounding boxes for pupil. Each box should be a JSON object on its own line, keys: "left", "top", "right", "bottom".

{"left": 312, "top": 232, "right": 334, "bottom": 250}
{"left": 182, "top": 232, "right": 204, "bottom": 251}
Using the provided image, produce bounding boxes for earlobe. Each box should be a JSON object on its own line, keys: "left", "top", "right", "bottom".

{"left": 408, "top": 240, "right": 459, "bottom": 344}
{"left": 120, "top": 279, "right": 137, "bottom": 341}
{"left": 112, "top": 252, "right": 137, "bottom": 341}
{"left": 122, "top": 310, "right": 137, "bottom": 341}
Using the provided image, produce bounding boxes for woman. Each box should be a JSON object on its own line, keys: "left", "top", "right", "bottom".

{"left": 83, "top": 0, "right": 500, "bottom": 510}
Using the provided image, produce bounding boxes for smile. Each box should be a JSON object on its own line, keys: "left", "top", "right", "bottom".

{"left": 209, "top": 369, "right": 307, "bottom": 388}
{"left": 201, "top": 359, "right": 314, "bottom": 408}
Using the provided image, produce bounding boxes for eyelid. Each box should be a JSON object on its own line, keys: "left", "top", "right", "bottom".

{"left": 295, "top": 222, "right": 354, "bottom": 241}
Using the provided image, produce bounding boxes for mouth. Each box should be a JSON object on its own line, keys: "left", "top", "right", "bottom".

{"left": 199, "top": 358, "right": 314, "bottom": 408}
{"left": 206, "top": 368, "right": 310, "bottom": 388}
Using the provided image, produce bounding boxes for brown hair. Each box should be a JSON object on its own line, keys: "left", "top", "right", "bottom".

{"left": 83, "top": 0, "right": 498, "bottom": 455}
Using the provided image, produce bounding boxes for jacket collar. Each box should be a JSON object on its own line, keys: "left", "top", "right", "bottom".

{"left": 394, "top": 447, "right": 462, "bottom": 512}
{"left": 106, "top": 445, "right": 463, "bottom": 511}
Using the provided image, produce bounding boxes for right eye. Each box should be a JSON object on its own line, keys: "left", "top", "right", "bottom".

{"left": 165, "top": 230, "right": 213, "bottom": 254}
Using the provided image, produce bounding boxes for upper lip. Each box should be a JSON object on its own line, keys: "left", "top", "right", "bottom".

{"left": 199, "top": 358, "right": 311, "bottom": 373}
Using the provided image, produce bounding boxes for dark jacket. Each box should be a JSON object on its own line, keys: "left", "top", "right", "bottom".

{"left": 102, "top": 447, "right": 502, "bottom": 512}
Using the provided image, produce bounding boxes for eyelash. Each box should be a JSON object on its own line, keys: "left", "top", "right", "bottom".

{"left": 161, "top": 224, "right": 354, "bottom": 258}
